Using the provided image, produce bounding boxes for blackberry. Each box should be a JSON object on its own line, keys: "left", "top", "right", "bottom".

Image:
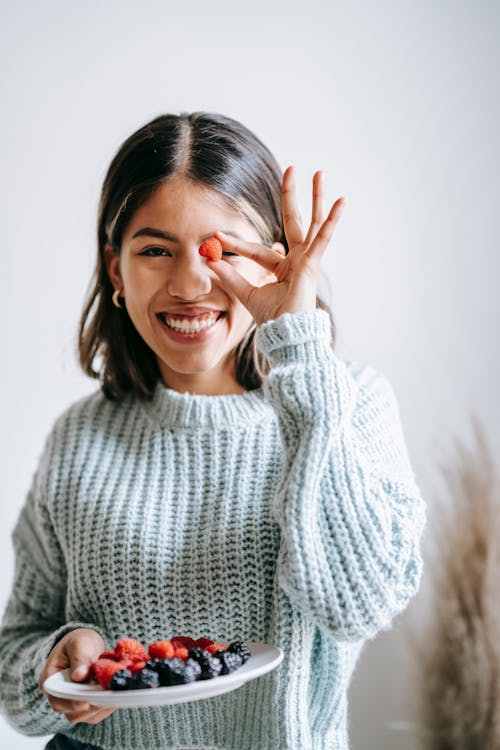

{"left": 154, "top": 657, "right": 198, "bottom": 686}
{"left": 227, "top": 642, "right": 251, "bottom": 664}
{"left": 109, "top": 668, "right": 134, "bottom": 691}
{"left": 185, "top": 657, "right": 202, "bottom": 680}
{"left": 145, "top": 658, "right": 163, "bottom": 673}
{"left": 217, "top": 651, "right": 243, "bottom": 675}
{"left": 188, "top": 648, "right": 222, "bottom": 680}
{"left": 132, "top": 667, "right": 160, "bottom": 689}
{"left": 187, "top": 647, "right": 205, "bottom": 661}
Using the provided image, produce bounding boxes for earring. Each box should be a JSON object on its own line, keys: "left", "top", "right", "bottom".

{"left": 112, "top": 289, "right": 123, "bottom": 309}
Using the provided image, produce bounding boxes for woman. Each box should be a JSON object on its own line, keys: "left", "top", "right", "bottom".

{"left": 0, "top": 111, "right": 426, "bottom": 749}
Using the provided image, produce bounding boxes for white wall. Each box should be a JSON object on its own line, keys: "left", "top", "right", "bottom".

{"left": 1, "top": 0, "right": 499, "bottom": 747}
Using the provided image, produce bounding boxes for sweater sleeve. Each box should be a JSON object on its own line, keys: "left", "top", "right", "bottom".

{"left": 0, "top": 424, "right": 108, "bottom": 736}
{"left": 255, "top": 308, "right": 427, "bottom": 643}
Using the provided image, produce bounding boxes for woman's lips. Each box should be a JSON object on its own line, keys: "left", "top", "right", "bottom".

{"left": 157, "top": 311, "right": 225, "bottom": 343}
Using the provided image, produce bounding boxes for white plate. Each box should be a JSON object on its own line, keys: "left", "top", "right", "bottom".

{"left": 43, "top": 642, "right": 283, "bottom": 707}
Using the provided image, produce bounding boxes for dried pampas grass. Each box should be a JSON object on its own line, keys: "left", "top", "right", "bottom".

{"left": 412, "top": 415, "right": 500, "bottom": 749}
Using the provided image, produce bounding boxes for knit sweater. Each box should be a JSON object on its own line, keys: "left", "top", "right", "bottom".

{"left": 0, "top": 308, "right": 426, "bottom": 750}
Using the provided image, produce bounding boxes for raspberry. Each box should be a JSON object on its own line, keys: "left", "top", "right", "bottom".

{"left": 199, "top": 237, "right": 222, "bottom": 262}
{"left": 206, "top": 642, "right": 226, "bottom": 655}
{"left": 91, "top": 659, "right": 128, "bottom": 689}
{"left": 114, "top": 637, "right": 146, "bottom": 663}
{"left": 172, "top": 644, "right": 189, "bottom": 661}
{"left": 194, "top": 637, "right": 214, "bottom": 649}
{"left": 171, "top": 635, "right": 196, "bottom": 649}
{"left": 98, "top": 650, "right": 117, "bottom": 660}
{"left": 128, "top": 660, "right": 147, "bottom": 674}
{"left": 227, "top": 642, "right": 251, "bottom": 664}
{"left": 148, "top": 640, "right": 175, "bottom": 660}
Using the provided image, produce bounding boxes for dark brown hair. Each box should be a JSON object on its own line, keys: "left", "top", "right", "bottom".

{"left": 78, "top": 112, "right": 336, "bottom": 400}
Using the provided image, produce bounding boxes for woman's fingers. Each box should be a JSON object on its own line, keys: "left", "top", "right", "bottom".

{"left": 49, "top": 697, "right": 116, "bottom": 724}
{"left": 206, "top": 256, "right": 259, "bottom": 309}
{"left": 213, "top": 232, "right": 282, "bottom": 274}
{"left": 282, "top": 166, "right": 304, "bottom": 248}
{"left": 65, "top": 705, "right": 116, "bottom": 724}
{"left": 305, "top": 197, "right": 346, "bottom": 270}
{"left": 49, "top": 698, "right": 90, "bottom": 714}
{"left": 303, "top": 171, "right": 325, "bottom": 248}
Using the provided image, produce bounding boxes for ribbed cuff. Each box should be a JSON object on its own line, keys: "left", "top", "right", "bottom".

{"left": 256, "top": 309, "right": 332, "bottom": 365}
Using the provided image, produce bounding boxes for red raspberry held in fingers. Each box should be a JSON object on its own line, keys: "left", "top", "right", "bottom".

{"left": 199, "top": 237, "right": 222, "bottom": 262}
{"left": 206, "top": 642, "right": 227, "bottom": 655}
{"left": 91, "top": 659, "right": 128, "bottom": 689}
{"left": 148, "top": 640, "right": 175, "bottom": 660}
{"left": 114, "top": 637, "right": 146, "bottom": 663}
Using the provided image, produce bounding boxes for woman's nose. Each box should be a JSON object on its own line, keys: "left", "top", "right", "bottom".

{"left": 166, "top": 252, "right": 213, "bottom": 298}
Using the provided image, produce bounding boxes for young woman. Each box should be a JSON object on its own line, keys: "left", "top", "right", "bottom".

{"left": 0, "top": 112, "right": 426, "bottom": 750}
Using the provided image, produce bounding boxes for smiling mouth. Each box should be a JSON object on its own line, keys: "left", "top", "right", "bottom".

{"left": 157, "top": 311, "right": 225, "bottom": 334}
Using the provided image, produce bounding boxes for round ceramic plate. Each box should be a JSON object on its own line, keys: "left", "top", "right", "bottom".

{"left": 43, "top": 642, "right": 283, "bottom": 707}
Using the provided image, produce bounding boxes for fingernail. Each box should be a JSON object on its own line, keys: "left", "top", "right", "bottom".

{"left": 72, "top": 665, "right": 86, "bottom": 680}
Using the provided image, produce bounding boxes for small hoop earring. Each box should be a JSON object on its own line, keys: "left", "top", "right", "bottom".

{"left": 112, "top": 289, "right": 123, "bottom": 309}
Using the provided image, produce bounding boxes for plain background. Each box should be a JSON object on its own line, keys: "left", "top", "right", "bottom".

{"left": 1, "top": 0, "right": 499, "bottom": 748}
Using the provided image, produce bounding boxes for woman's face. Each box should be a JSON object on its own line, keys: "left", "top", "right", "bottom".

{"left": 105, "top": 175, "right": 284, "bottom": 395}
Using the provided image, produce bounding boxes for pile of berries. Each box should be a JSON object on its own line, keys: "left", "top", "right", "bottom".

{"left": 89, "top": 636, "right": 251, "bottom": 691}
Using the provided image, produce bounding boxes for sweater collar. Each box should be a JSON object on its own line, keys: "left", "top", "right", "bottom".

{"left": 143, "top": 380, "right": 271, "bottom": 429}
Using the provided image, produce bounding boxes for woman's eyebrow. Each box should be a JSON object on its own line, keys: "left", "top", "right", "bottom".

{"left": 131, "top": 227, "right": 243, "bottom": 242}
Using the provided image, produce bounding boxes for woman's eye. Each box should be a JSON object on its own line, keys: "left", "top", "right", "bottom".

{"left": 140, "top": 246, "right": 170, "bottom": 257}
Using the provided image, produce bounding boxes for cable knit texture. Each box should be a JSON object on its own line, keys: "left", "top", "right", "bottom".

{"left": 0, "top": 309, "right": 426, "bottom": 750}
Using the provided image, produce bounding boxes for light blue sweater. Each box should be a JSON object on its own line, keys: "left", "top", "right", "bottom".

{"left": 0, "top": 309, "right": 426, "bottom": 750}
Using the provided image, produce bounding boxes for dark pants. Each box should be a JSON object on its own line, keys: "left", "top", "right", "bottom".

{"left": 44, "top": 734, "right": 103, "bottom": 750}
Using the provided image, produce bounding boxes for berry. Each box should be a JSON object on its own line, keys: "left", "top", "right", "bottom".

{"left": 114, "top": 637, "right": 146, "bottom": 663}
{"left": 217, "top": 651, "right": 243, "bottom": 675}
{"left": 188, "top": 648, "right": 222, "bottom": 680}
{"left": 109, "top": 668, "right": 134, "bottom": 690}
{"left": 227, "top": 642, "right": 251, "bottom": 664}
{"left": 194, "top": 637, "right": 214, "bottom": 649}
{"left": 206, "top": 642, "right": 226, "bottom": 655}
{"left": 172, "top": 644, "right": 189, "bottom": 661}
{"left": 199, "top": 237, "right": 222, "bottom": 262}
{"left": 185, "top": 657, "right": 202, "bottom": 680}
{"left": 128, "top": 660, "right": 147, "bottom": 674}
{"left": 131, "top": 667, "right": 160, "bottom": 689}
{"left": 149, "top": 657, "right": 198, "bottom": 686}
{"left": 148, "top": 640, "right": 175, "bottom": 660}
{"left": 91, "top": 659, "right": 128, "bottom": 689}
{"left": 171, "top": 635, "right": 196, "bottom": 649}
{"left": 98, "top": 650, "right": 117, "bottom": 660}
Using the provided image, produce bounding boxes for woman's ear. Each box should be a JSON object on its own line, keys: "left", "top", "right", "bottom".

{"left": 104, "top": 243, "right": 123, "bottom": 291}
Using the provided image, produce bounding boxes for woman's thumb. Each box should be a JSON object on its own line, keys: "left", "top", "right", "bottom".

{"left": 67, "top": 635, "right": 100, "bottom": 681}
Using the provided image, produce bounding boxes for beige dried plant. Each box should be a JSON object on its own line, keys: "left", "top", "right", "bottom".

{"left": 412, "top": 415, "right": 500, "bottom": 749}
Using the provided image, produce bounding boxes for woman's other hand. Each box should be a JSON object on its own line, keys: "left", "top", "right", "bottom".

{"left": 38, "top": 628, "right": 117, "bottom": 724}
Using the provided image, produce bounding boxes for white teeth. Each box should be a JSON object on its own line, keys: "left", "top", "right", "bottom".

{"left": 162, "top": 311, "right": 220, "bottom": 333}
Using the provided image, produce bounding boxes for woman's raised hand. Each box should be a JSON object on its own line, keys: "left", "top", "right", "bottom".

{"left": 209, "top": 166, "right": 345, "bottom": 327}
